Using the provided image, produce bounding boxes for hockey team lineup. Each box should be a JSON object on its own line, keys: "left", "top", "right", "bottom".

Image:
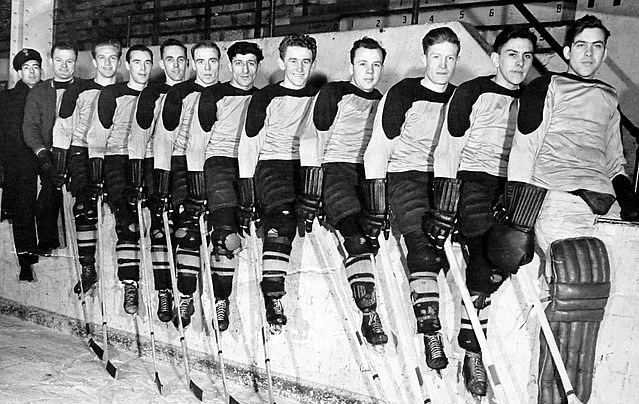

{"left": 1, "top": 11, "right": 638, "bottom": 404}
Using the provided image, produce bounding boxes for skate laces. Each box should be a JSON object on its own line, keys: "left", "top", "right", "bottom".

{"left": 425, "top": 334, "right": 445, "bottom": 359}
{"left": 270, "top": 298, "right": 284, "bottom": 315}
{"left": 179, "top": 297, "right": 193, "bottom": 317}
{"left": 468, "top": 352, "right": 487, "bottom": 384}
{"left": 123, "top": 282, "right": 138, "bottom": 306}
{"left": 216, "top": 299, "right": 228, "bottom": 320}
{"left": 158, "top": 291, "right": 171, "bottom": 313}
{"left": 368, "top": 311, "right": 384, "bottom": 335}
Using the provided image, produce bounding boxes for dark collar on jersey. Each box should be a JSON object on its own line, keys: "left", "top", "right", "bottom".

{"left": 556, "top": 71, "right": 611, "bottom": 87}
{"left": 477, "top": 75, "right": 522, "bottom": 98}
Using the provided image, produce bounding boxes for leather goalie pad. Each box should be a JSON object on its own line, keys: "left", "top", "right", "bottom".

{"left": 539, "top": 237, "right": 610, "bottom": 404}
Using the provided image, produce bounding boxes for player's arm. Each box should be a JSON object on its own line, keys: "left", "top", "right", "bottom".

{"left": 507, "top": 76, "right": 553, "bottom": 183}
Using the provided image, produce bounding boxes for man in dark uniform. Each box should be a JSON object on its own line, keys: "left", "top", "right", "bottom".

{"left": 23, "top": 42, "right": 78, "bottom": 255}
{"left": 0, "top": 49, "right": 42, "bottom": 281}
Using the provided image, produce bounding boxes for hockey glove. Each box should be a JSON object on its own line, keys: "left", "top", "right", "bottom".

{"left": 486, "top": 181, "right": 547, "bottom": 273}
{"left": 185, "top": 171, "right": 207, "bottom": 218}
{"left": 51, "top": 147, "right": 68, "bottom": 190}
{"left": 360, "top": 178, "right": 389, "bottom": 251}
{"left": 613, "top": 174, "right": 639, "bottom": 221}
{"left": 422, "top": 177, "right": 461, "bottom": 249}
{"left": 296, "top": 166, "right": 323, "bottom": 234}
{"left": 36, "top": 149, "right": 53, "bottom": 173}
{"left": 238, "top": 177, "right": 259, "bottom": 237}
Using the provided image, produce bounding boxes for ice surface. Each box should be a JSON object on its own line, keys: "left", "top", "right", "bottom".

{"left": 0, "top": 314, "right": 298, "bottom": 404}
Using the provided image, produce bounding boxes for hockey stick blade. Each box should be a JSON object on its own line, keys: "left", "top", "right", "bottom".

{"left": 228, "top": 396, "right": 241, "bottom": 404}
{"left": 154, "top": 372, "right": 163, "bottom": 394}
{"left": 88, "top": 338, "right": 104, "bottom": 360}
{"left": 106, "top": 360, "right": 118, "bottom": 379}
{"left": 190, "top": 380, "right": 204, "bottom": 401}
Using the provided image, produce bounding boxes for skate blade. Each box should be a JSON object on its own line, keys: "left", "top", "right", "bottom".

{"left": 370, "top": 344, "right": 386, "bottom": 355}
{"left": 269, "top": 324, "right": 283, "bottom": 335}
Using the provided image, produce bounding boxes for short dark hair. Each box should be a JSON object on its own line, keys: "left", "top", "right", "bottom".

{"left": 126, "top": 44, "right": 153, "bottom": 63}
{"left": 227, "top": 41, "right": 264, "bottom": 63}
{"left": 190, "top": 41, "right": 221, "bottom": 60}
{"left": 278, "top": 34, "right": 317, "bottom": 61}
{"left": 92, "top": 39, "right": 122, "bottom": 60}
{"left": 493, "top": 27, "right": 538, "bottom": 53}
{"left": 160, "top": 38, "right": 187, "bottom": 59}
{"left": 51, "top": 41, "right": 79, "bottom": 59}
{"left": 564, "top": 14, "right": 611, "bottom": 47}
{"left": 350, "top": 37, "right": 386, "bottom": 64}
{"left": 422, "top": 27, "right": 460, "bottom": 56}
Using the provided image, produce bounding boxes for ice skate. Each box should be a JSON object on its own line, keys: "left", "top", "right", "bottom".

{"left": 424, "top": 333, "right": 448, "bottom": 370}
{"left": 463, "top": 350, "right": 487, "bottom": 397}
{"left": 156, "top": 289, "right": 172, "bottom": 322}
{"left": 215, "top": 298, "right": 230, "bottom": 332}
{"left": 173, "top": 294, "right": 194, "bottom": 329}
{"left": 73, "top": 263, "right": 97, "bottom": 295}
{"left": 122, "top": 280, "right": 139, "bottom": 315}
{"left": 265, "top": 296, "right": 287, "bottom": 334}
{"left": 361, "top": 311, "right": 388, "bottom": 353}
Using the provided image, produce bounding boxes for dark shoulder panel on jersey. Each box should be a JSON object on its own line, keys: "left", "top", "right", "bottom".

{"left": 58, "top": 78, "right": 102, "bottom": 119}
{"left": 97, "top": 82, "right": 140, "bottom": 129}
{"left": 136, "top": 82, "right": 170, "bottom": 130}
{"left": 382, "top": 77, "right": 455, "bottom": 140}
{"left": 313, "top": 81, "right": 382, "bottom": 131}
{"left": 447, "top": 75, "right": 521, "bottom": 138}
{"left": 162, "top": 79, "right": 197, "bottom": 131}
{"left": 517, "top": 74, "right": 553, "bottom": 135}
{"left": 245, "top": 82, "right": 318, "bottom": 138}
{"left": 199, "top": 82, "right": 257, "bottom": 132}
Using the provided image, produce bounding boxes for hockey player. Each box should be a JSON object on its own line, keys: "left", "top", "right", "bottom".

{"left": 505, "top": 15, "right": 638, "bottom": 403}
{"left": 363, "top": 27, "right": 460, "bottom": 367}
{"left": 237, "top": 34, "right": 319, "bottom": 332}
{"left": 299, "top": 37, "right": 388, "bottom": 347}
{"left": 51, "top": 39, "right": 122, "bottom": 295}
{"left": 129, "top": 38, "right": 188, "bottom": 322}
{"left": 156, "top": 41, "right": 220, "bottom": 328}
{"left": 23, "top": 42, "right": 78, "bottom": 257}
{"left": 87, "top": 44, "right": 153, "bottom": 315}
{"left": 187, "top": 41, "right": 262, "bottom": 331}
{"left": 0, "top": 49, "right": 42, "bottom": 281}
{"left": 433, "top": 27, "right": 536, "bottom": 395}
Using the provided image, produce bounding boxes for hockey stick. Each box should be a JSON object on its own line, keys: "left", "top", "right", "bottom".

{"left": 594, "top": 217, "right": 639, "bottom": 227}
{"left": 198, "top": 214, "right": 240, "bottom": 404}
{"left": 63, "top": 187, "right": 117, "bottom": 378}
{"left": 511, "top": 274, "right": 584, "bottom": 404}
{"left": 136, "top": 200, "right": 163, "bottom": 394}
{"left": 443, "top": 237, "right": 520, "bottom": 404}
{"left": 163, "top": 210, "right": 203, "bottom": 401}
{"left": 309, "top": 229, "right": 390, "bottom": 404}
{"left": 248, "top": 222, "right": 276, "bottom": 404}
{"left": 95, "top": 193, "right": 118, "bottom": 378}
{"left": 375, "top": 237, "right": 456, "bottom": 404}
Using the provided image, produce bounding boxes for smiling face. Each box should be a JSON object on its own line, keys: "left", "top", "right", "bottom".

{"left": 51, "top": 48, "right": 77, "bottom": 82}
{"left": 160, "top": 45, "right": 188, "bottom": 85}
{"left": 126, "top": 50, "right": 153, "bottom": 89}
{"left": 229, "top": 53, "right": 259, "bottom": 90}
{"left": 193, "top": 46, "right": 220, "bottom": 87}
{"left": 349, "top": 47, "right": 384, "bottom": 92}
{"left": 278, "top": 46, "right": 315, "bottom": 90}
{"left": 19, "top": 60, "right": 41, "bottom": 88}
{"left": 491, "top": 37, "right": 534, "bottom": 90}
{"left": 564, "top": 27, "right": 607, "bottom": 79}
{"left": 421, "top": 41, "right": 459, "bottom": 91}
{"left": 93, "top": 45, "right": 121, "bottom": 81}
